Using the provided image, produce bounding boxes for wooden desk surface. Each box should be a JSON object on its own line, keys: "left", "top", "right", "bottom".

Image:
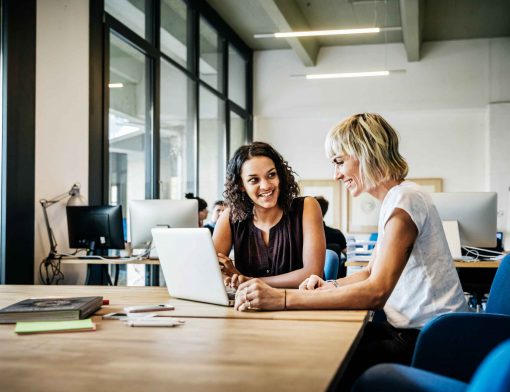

{"left": 345, "top": 260, "right": 501, "bottom": 268}
{"left": 60, "top": 257, "right": 159, "bottom": 265}
{"left": 0, "top": 285, "right": 367, "bottom": 323}
{"left": 0, "top": 285, "right": 367, "bottom": 392}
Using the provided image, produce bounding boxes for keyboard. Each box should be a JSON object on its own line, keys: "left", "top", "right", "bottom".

{"left": 226, "top": 287, "right": 237, "bottom": 300}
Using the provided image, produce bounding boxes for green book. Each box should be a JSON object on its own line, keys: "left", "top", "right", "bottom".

{"left": 15, "top": 318, "right": 96, "bottom": 334}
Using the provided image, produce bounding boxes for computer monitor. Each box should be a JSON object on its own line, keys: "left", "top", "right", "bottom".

{"left": 66, "top": 205, "right": 125, "bottom": 253}
{"left": 129, "top": 199, "right": 199, "bottom": 249}
{"left": 430, "top": 192, "right": 497, "bottom": 248}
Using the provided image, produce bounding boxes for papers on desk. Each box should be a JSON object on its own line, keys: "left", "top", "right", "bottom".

{"left": 15, "top": 319, "right": 96, "bottom": 334}
{"left": 349, "top": 255, "right": 371, "bottom": 262}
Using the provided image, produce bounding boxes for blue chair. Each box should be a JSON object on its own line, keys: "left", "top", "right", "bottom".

{"left": 353, "top": 254, "right": 510, "bottom": 390}
{"left": 323, "top": 249, "right": 339, "bottom": 281}
{"left": 367, "top": 232, "right": 378, "bottom": 250}
{"left": 353, "top": 338, "right": 510, "bottom": 392}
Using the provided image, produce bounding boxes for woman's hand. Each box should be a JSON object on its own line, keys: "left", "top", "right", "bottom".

{"left": 298, "top": 274, "right": 334, "bottom": 290}
{"left": 224, "top": 273, "right": 252, "bottom": 289}
{"left": 234, "top": 278, "right": 286, "bottom": 311}
{"left": 217, "top": 253, "right": 240, "bottom": 276}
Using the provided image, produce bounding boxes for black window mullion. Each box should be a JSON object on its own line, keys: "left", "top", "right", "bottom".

{"left": 153, "top": 0, "right": 161, "bottom": 199}
{"left": 102, "top": 28, "right": 111, "bottom": 204}
{"left": 90, "top": 0, "right": 106, "bottom": 205}
{"left": 223, "top": 39, "right": 229, "bottom": 163}
{"left": 106, "top": 14, "right": 158, "bottom": 59}
{"left": 191, "top": 6, "right": 200, "bottom": 195}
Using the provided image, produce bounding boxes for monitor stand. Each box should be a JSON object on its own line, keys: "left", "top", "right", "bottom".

{"left": 85, "top": 245, "right": 114, "bottom": 286}
{"left": 442, "top": 220, "right": 463, "bottom": 259}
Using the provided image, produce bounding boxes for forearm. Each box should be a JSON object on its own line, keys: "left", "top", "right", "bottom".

{"left": 261, "top": 265, "right": 323, "bottom": 288}
{"left": 336, "top": 267, "right": 370, "bottom": 287}
{"left": 287, "top": 278, "right": 387, "bottom": 310}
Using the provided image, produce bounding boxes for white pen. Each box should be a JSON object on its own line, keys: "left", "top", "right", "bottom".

{"left": 126, "top": 320, "right": 182, "bottom": 327}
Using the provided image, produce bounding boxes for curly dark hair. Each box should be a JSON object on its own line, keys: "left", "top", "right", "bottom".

{"left": 224, "top": 142, "right": 300, "bottom": 223}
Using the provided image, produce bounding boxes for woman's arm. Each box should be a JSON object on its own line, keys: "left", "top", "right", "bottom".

{"left": 259, "top": 197, "right": 326, "bottom": 288}
{"left": 236, "top": 208, "right": 418, "bottom": 310}
{"left": 212, "top": 208, "right": 241, "bottom": 276}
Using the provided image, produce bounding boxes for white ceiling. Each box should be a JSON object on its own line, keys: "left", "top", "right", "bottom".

{"left": 205, "top": 0, "right": 510, "bottom": 65}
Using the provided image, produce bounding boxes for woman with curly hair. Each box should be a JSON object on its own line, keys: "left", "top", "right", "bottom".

{"left": 213, "top": 141, "right": 325, "bottom": 289}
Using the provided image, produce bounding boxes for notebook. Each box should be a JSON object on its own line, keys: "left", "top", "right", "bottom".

{"left": 151, "top": 228, "right": 236, "bottom": 306}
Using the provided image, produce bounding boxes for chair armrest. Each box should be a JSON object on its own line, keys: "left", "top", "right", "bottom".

{"left": 411, "top": 312, "right": 510, "bottom": 382}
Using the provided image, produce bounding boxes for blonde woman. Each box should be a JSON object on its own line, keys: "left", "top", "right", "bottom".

{"left": 234, "top": 113, "right": 467, "bottom": 386}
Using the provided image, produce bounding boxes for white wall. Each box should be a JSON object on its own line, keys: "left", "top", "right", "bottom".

{"left": 32, "top": 1, "right": 510, "bottom": 283}
{"left": 254, "top": 38, "right": 510, "bottom": 245}
{"left": 35, "top": 0, "right": 89, "bottom": 284}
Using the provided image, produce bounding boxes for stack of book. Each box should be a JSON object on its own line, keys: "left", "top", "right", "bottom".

{"left": 0, "top": 296, "right": 103, "bottom": 324}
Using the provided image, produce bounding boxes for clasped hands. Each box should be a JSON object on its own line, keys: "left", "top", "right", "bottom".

{"left": 218, "top": 262, "right": 339, "bottom": 311}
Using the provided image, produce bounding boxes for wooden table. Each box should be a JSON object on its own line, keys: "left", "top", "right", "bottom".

{"left": 0, "top": 285, "right": 368, "bottom": 392}
{"left": 345, "top": 260, "right": 501, "bottom": 268}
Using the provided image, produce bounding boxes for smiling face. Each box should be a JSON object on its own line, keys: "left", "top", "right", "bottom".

{"left": 332, "top": 154, "right": 364, "bottom": 197}
{"left": 239, "top": 156, "right": 280, "bottom": 210}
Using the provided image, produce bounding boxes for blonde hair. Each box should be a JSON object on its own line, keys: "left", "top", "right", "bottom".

{"left": 325, "top": 113, "right": 408, "bottom": 189}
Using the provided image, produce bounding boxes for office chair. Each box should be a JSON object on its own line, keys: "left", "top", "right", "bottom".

{"left": 353, "top": 254, "right": 510, "bottom": 390}
{"left": 353, "top": 338, "right": 510, "bottom": 392}
{"left": 323, "top": 249, "right": 339, "bottom": 281}
{"left": 410, "top": 254, "right": 510, "bottom": 382}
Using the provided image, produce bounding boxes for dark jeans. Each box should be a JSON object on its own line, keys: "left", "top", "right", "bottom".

{"left": 338, "top": 320, "right": 420, "bottom": 391}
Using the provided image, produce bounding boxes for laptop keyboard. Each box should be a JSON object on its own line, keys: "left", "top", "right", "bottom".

{"left": 226, "top": 287, "right": 237, "bottom": 300}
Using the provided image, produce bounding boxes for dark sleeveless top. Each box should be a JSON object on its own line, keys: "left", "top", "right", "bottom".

{"left": 230, "top": 197, "right": 305, "bottom": 277}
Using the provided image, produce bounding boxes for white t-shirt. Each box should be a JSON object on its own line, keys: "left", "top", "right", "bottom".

{"left": 377, "top": 181, "right": 468, "bottom": 329}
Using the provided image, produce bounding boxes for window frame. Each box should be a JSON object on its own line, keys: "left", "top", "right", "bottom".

{"left": 89, "top": 0, "right": 252, "bottom": 285}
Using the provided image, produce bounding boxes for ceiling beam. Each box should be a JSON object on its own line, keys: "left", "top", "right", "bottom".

{"left": 259, "top": 0, "right": 319, "bottom": 67}
{"left": 399, "top": 0, "right": 424, "bottom": 62}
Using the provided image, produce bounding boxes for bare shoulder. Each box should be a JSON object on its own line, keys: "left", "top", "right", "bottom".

{"left": 303, "top": 196, "right": 322, "bottom": 214}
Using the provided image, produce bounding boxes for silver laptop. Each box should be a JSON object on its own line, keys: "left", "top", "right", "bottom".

{"left": 151, "top": 228, "right": 236, "bottom": 306}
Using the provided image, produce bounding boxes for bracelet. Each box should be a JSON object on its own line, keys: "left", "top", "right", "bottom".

{"left": 283, "top": 289, "right": 287, "bottom": 310}
{"left": 327, "top": 279, "right": 340, "bottom": 288}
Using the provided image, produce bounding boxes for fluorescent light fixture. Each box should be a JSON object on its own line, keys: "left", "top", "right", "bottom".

{"left": 108, "top": 83, "right": 124, "bottom": 88}
{"left": 291, "top": 69, "right": 405, "bottom": 80}
{"left": 254, "top": 27, "right": 401, "bottom": 39}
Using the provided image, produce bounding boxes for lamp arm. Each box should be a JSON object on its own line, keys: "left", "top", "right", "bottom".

{"left": 40, "top": 200, "right": 59, "bottom": 256}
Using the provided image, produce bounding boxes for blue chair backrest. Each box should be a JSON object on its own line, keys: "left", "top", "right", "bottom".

{"left": 324, "top": 249, "right": 339, "bottom": 281}
{"left": 485, "top": 254, "right": 510, "bottom": 315}
{"left": 368, "top": 232, "right": 378, "bottom": 250}
{"left": 467, "top": 339, "right": 510, "bottom": 392}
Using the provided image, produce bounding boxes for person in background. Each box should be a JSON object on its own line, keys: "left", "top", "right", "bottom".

{"left": 314, "top": 196, "right": 347, "bottom": 278}
{"left": 185, "top": 192, "right": 208, "bottom": 227}
{"left": 204, "top": 200, "right": 225, "bottom": 234}
{"left": 233, "top": 113, "right": 468, "bottom": 388}
{"left": 213, "top": 141, "right": 325, "bottom": 289}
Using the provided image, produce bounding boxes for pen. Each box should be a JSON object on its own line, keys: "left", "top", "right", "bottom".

{"left": 126, "top": 320, "right": 182, "bottom": 327}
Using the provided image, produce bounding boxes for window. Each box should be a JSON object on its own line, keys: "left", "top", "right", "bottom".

{"left": 161, "top": 0, "right": 188, "bottom": 69}
{"left": 160, "top": 59, "right": 195, "bottom": 199}
{"left": 105, "top": 0, "right": 146, "bottom": 40}
{"left": 199, "top": 86, "right": 225, "bottom": 205}
{"left": 199, "top": 17, "right": 223, "bottom": 91}
{"left": 92, "top": 1, "right": 252, "bottom": 285}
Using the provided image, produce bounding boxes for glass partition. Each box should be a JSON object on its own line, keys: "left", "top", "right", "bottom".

{"left": 105, "top": 0, "right": 146, "bottom": 39}
{"left": 199, "top": 17, "right": 222, "bottom": 91}
{"left": 199, "top": 87, "right": 225, "bottom": 206}
{"left": 161, "top": 0, "right": 188, "bottom": 69}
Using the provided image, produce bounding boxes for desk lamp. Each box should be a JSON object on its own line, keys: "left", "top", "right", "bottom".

{"left": 39, "top": 183, "right": 87, "bottom": 284}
